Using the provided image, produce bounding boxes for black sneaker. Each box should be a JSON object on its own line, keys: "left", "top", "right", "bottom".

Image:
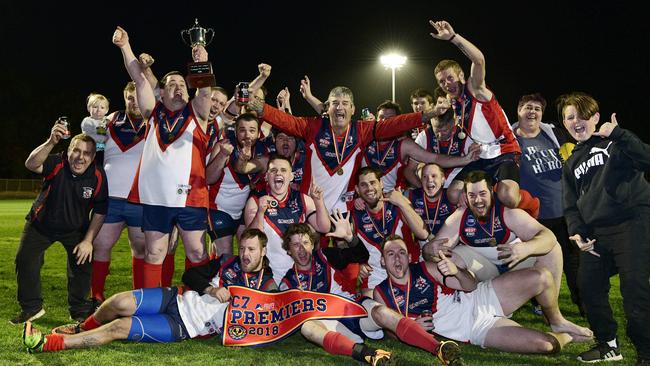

{"left": 577, "top": 343, "right": 623, "bottom": 363}
{"left": 10, "top": 308, "right": 45, "bottom": 325}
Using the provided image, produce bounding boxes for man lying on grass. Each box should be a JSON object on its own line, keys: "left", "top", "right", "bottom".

{"left": 22, "top": 229, "right": 275, "bottom": 352}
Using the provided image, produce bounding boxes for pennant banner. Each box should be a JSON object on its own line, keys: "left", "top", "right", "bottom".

{"left": 222, "top": 286, "right": 367, "bottom": 347}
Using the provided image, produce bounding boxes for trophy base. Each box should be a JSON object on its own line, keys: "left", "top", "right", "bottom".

{"left": 186, "top": 61, "right": 216, "bottom": 89}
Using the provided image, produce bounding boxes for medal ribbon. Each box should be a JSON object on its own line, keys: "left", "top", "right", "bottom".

{"left": 365, "top": 204, "right": 386, "bottom": 239}
{"left": 477, "top": 204, "right": 496, "bottom": 240}
{"left": 423, "top": 192, "right": 442, "bottom": 234}
{"left": 330, "top": 124, "right": 351, "bottom": 167}
{"left": 374, "top": 140, "right": 396, "bottom": 167}
{"left": 388, "top": 277, "right": 411, "bottom": 318}
{"left": 244, "top": 268, "right": 265, "bottom": 290}
{"left": 294, "top": 262, "right": 314, "bottom": 291}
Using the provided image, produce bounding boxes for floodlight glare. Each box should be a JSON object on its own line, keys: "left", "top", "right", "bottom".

{"left": 380, "top": 54, "right": 407, "bottom": 69}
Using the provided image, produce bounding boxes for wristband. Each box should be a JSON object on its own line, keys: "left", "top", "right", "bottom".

{"left": 449, "top": 33, "right": 457, "bottom": 42}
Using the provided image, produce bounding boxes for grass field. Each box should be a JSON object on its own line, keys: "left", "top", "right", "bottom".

{"left": 0, "top": 200, "right": 637, "bottom": 365}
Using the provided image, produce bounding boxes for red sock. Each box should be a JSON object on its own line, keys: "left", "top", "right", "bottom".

{"left": 132, "top": 257, "right": 145, "bottom": 289}
{"left": 517, "top": 189, "right": 540, "bottom": 219}
{"left": 161, "top": 254, "right": 175, "bottom": 287}
{"left": 81, "top": 315, "right": 102, "bottom": 331}
{"left": 395, "top": 317, "right": 440, "bottom": 353}
{"left": 91, "top": 260, "right": 110, "bottom": 301}
{"left": 43, "top": 334, "right": 65, "bottom": 352}
{"left": 142, "top": 262, "right": 162, "bottom": 288}
{"left": 323, "top": 331, "right": 354, "bottom": 356}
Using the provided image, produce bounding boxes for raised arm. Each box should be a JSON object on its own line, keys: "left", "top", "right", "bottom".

{"left": 429, "top": 20, "right": 491, "bottom": 100}
{"left": 305, "top": 182, "right": 331, "bottom": 233}
{"left": 189, "top": 46, "right": 213, "bottom": 123}
{"left": 138, "top": 53, "right": 160, "bottom": 93}
{"left": 206, "top": 140, "right": 234, "bottom": 184}
{"left": 424, "top": 251, "right": 477, "bottom": 291}
{"left": 299, "top": 75, "right": 325, "bottom": 115}
{"left": 596, "top": 114, "right": 650, "bottom": 170}
{"left": 276, "top": 87, "right": 293, "bottom": 114}
{"left": 25, "top": 122, "right": 67, "bottom": 174}
{"left": 112, "top": 26, "right": 155, "bottom": 119}
{"left": 383, "top": 190, "right": 428, "bottom": 240}
{"left": 244, "top": 196, "right": 266, "bottom": 230}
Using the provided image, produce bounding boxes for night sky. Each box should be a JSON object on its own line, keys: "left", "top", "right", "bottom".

{"left": 2, "top": 1, "right": 648, "bottom": 178}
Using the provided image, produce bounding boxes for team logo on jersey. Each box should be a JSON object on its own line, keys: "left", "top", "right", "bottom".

{"left": 439, "top": 204, "right": 449, "bottom": 215}
{"left": 391, "top": 287, "right": 406, "bottom": 306}
{"left": 385, "top": 209, "right": 394, "bottom": 222}
{"left": 367, "top": 144, "right": 376, "bottom": 154}
{"left": 362, "top": 223, "right": 374, "bottom": 231}
{"left": 228, "top": 325, "right": 247, "bottom": 340}
{"left": 414, "top": 276, "right": 431, "bottom": 292}
{"left": 82, "top": 187, "right": 94, "bottom": 199}
{"left": 267, "top": 208, "right": 278, "bottom": 216}
{"left": 340, "top": 192, "right": 355, "bottom": 202}
{"left": 361, "top": 214, "right": 372, "bottom": 224}
{"left": 319, "top": 138, "right": 331, "bottom": 147}
{"left": 314, "top": 262, "right": 322, "bottom": 273}
{"left": 466, "top": 216, "right": 476, "bottom": 226}
{"left": 464, "top": 227, "right": 476, "bottom": 236}
{"left": 415, "top": 208, "right": 424, "bottom": 215}
{"left": 493, "top": 217, "right": 503, "bottom": 231}
{"left": 224, "top": 268, "right": 237, "bottom": 280}
{"left": 176, "top": 184, "right": 191, "bottom": 195}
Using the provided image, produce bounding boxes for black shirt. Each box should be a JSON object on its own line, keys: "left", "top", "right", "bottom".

{"left": 27, "top": 152, "right": 108, "bottom": 236}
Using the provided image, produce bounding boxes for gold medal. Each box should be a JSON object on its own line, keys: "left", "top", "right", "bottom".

{"left": 168, "top": 132, "right": 174, "bottom": 141}
{"left": 457, "top": 131, "right": 466, "bottom": 140}
{"left": 489, "top": 238, "right": 497, "bottom": 246}
{"left": 336, "top": 168, "right": 344, "bottom": 175}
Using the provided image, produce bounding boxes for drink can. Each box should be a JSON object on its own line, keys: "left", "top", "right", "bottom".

{"left": 58, "top": 116, "right": 71, "bottom": 139}
{"left": 237, "top": 82, "right": 249, "bottom": 104}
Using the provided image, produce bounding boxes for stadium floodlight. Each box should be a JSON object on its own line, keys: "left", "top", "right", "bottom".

{"left": 380, "top": 53, "right": 407, "bottom": 102}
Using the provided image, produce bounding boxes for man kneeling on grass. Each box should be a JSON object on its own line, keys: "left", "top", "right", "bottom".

{"left": 375, "top": 234, "right": 590, "bottom": 354}
{"left": 22, "top": 229, "right": 276, "bottom": 352}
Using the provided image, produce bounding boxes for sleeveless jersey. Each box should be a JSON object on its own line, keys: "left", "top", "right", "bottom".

{"left": 255, "top": 188, "right": 309, "bottom": 284}
{"left": 453, "top": 87, "right": 520, "bottom": 159}
{"left": 128, "top": 102, "right": 209, "bottom": 208}
{"left": 104, "top": 111, "right": 146, "bottom": 199}
{"left": 408, "top": 188, "right": 455, "bottom": 236}
{"left": 415, "top": 127, "right": 464, "bottom": 186}
{"left": 280, "top": 249, "right": 355, "bottom": 299}
{"left": 361, "top": 139, "right": 407, "bottom": 191}
{"left": 351, "top": 202, "right": 419, "bottom": 288}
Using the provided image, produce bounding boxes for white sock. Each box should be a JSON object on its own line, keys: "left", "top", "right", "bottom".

{"left": 606, "top": 339, "right": 617, "bottom": 348}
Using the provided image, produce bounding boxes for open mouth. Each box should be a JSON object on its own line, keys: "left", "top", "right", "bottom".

{"left": 574, "top": 125, "right": 585, "bottom": 134}
{"left": 272, "top": 176, "right": 285, "bottom": 190}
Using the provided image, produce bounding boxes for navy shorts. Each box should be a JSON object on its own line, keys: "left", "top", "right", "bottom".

{"left": 208, "top": 209, "right": 241, "bottom": 239}
{"left": 105, "top": 197, "right": 143, "bottom": 227}
{"left": 455, "top": 152, "right": 520, "bottom": 183}
{"left": 142, "top": 204, "right": 208, "bottom": 234}
{"left": 128, "top": 287, "right": 190, "bottom": 342}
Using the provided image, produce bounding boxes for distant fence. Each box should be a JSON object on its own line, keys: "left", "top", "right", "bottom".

{"left": 0, "top": 179, "right": 41, "bottom": 199}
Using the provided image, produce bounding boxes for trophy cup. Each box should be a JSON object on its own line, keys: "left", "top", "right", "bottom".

{"left": 181, "top": 19, "right": 216, "bottom": 89}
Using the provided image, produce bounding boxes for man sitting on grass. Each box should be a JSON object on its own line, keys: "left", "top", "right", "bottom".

{"left": 22, "top": 229, "right": 275, "bottom": 352}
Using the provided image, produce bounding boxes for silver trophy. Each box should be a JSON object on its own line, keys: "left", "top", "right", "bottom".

{"left": 180, "top": 19, "right": 216, "bottom": 88}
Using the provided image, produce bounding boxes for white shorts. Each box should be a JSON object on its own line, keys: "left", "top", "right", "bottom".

{"left": 432, "top": 280, "right": 504, "bottom": 347}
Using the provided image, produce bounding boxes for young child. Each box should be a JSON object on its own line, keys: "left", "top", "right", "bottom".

{"left": 80, "top": 93, "right": 110, "bottom": 164}
{"left": 559, "top": 92, "right": 650, "bottom": 364}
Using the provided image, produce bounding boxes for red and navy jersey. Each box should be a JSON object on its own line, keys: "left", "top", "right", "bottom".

{"left": 452, "top": 87, "right": 520, "bottom": 159}
{"left": 281, "top": 250, "right": 334, "bottom": 293}
{"left": 362, "top": 139, "right": 407, "bottom": 191}
{"left": 216, "top": 255, "right": 275, "bottom": 289}
{"left": 290, "top": 151, "right": 306, "bottom": 192}
{"left": 107, "top": 111, "right": 146, "bottom": 151}
{"left": 260, "top": 104, "right": 425, "bottom": 213}
{"left": 375, "top": 262, "right": 455, "bottom": 317}
{"left": 408, "top": 189, "right": 455, "bottom": 236}
{"left": 254, "top": 188, "right": 307, "bottom": 236}
{"left": 418, "top": 126, "right": 463, "bottom": 156}
{"left": 458, "top": 200, "right": 512, "bottom": 247}
{"left": 182, "top": 254, "right": 276, "bottom": 293}
{"left": 28, "top": 153, "right": 108, "bottom": 235}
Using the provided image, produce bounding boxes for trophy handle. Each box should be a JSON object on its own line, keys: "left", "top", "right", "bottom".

{"left": 180, "top": 29, "right": 191, "bottom": 46}
{"left": 205, "top": 28, "right": 215, "bottom": 46}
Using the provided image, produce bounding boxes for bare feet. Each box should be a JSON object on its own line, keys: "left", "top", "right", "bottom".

{"left": 550, "top": 320, "right": 593, "bottom": 341}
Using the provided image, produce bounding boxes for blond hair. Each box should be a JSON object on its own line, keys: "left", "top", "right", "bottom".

{"left": 86, "top": 93, "right": 110, "bottom": 112}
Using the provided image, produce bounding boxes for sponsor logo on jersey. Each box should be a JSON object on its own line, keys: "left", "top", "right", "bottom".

{"left": 82, "top": 187, "right": 94, "bottom": 199}
{"left": 466, "top": 216, "right": 476, "bottom": 226}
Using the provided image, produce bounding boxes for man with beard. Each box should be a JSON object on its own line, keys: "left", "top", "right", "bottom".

{"left": 247, "top": 81, "right": 440, "bottom": 215}
{"left": 406, "top": 163, "right": 455, "bottom": 239}
{"left": 23, "top": 229, "right": 275, "bottom": 352}
{"left": 207, "top": 113, "right": 269, "bottom": 255}
{"left": 375, "top": 235, "right": 587, "bottom": 353}
{"left": 429, "top": 20, "right": 539, "bottom": 217}
{"left": 13, "top": 131, "right": 107, "bottom": 324}
{"left": 426, "top": 171, "right": 592, "bottom": 340}
{"left": 112, "top": 27, "right": 213, "bottom": 288}
{"left": 244, "top": 155, "right": 331, "bottom": 284}
{"left": 90, "top": 81, "right": 147, "bottom": 304}
{"left": 280, "top": 222, "right": 464, "bottom": 366}
{"left": 351, "top": 167, "right": 429, "bottom": 295}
